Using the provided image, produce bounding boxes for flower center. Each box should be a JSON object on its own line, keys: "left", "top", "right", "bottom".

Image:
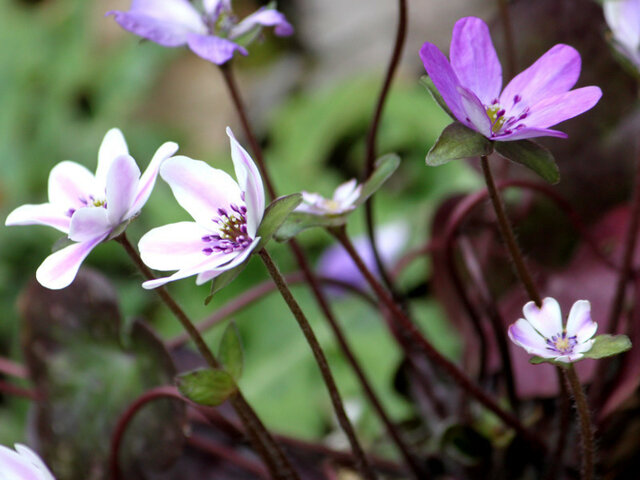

{"left": 201, "top": 204, "right": 252, "bottom": 256}
{"left": 484, "top": 96, "right": 530, "bottom": 137}
{"left": 546, "top": 332, "right": 578, "bottom": 355}
{"left": 65, "top": 194, "right": 107, "bottom": 218}
{"left": 486, "top": 104, "right": 507, "bottom": 134}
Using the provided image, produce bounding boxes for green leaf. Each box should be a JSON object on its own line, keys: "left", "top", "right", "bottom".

{"left": 176, "top": 368, "right": 237, "bottom": 407}
{"left": 219, "top": 322, "right": 244, "bottom": 380}
{"left": 583, "top": 334, "right": 632, "bottom": 359}
{"left": 256, "top": 193, "right": 302, "bottom": 249}
{"left": 419, "top": 75, "right": 455, "bottom": 119}
{"left": 204, "top": 263, "right": 247, "bottom": 305}
{"left": 354, "top": 153, "right": 401, "bottom": 207}
{"left": 494, "top": 140, "right": 560, "bottom": 184}
{"left": 426, "top": 122, "right": 493, "bottom": 166}
{"left": 529, "top": 356, "right": 566, "bottom": 366}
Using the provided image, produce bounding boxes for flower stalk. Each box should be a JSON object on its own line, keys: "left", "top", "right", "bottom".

{"left": 564, "top": 365, "right": 595, "bottom": 480}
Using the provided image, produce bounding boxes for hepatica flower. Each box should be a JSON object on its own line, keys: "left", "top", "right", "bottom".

{"left": 5, "top": 129, "right": 177, "bottom": 290}
{"left": 0, "top": 443, "right": 55, "bottom": 480}
{"left": 297, "top": 179, "right": 362, "bottom": 216}
{"left": 508, "top": 297, "right": 597, "bottom": 363}
{"left": 604, "top": 0, "right": 640, "bottom": 70}
{"left": 420, "top": 17, "right": 602, "bottom": 141}
{"left": 108, "top": 0, "right": 293, "bottom": 65}
{"left": 139, "top": 127, "right": 264, "bottom": 289}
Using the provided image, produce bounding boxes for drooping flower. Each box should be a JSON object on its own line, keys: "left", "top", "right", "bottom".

{"left": 0, "top": 444, "right": 55, "bottom": 480}
{"left": 296, "top": 179, "right": 362, "bottom": 216}
{"left": 508, "top": 297, "right": 598, "bottom": 363}
{"left": 5, "top": 129, "right": 177, "bottom": 290}
{"left": 107, "top": 0, "right": 293, "bottom": 65}
{"left": 138, "top": 127, "right": 264, "bottom": 289}
{"left": 420, "top": 17, "right": 602, "bottom": 141}
{"left": 603, "top": 0, "right": 640, "bottom": 70}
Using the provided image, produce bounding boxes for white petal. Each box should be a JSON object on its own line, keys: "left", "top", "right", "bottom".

{"left": 226, "top": 127, "right": 265, "bottom": 236}
{"left": 138, "top": 221, "right": 213, "bottom": 271}
{"left": 68, "top": 208, "right": 111, "bottom": 242}
{"left": 522, "top": 297, "right": 563, "bottom": 338}
{"left": 5, "top": 203, "right": 71, "bottom": 233}
{"left": 141, "top": 252, "right": 236, "bottom": 289}
{"left": 96, "top": 128, "right": 129, "bottom": 190}
{"left": 106, "top": 155, "right": 140, "bottom": 225}
{"left": 36, "top": 235, "right": 106, "bottom": 290}
{"left": 13, "top": 445, "right": 55, "bottom": 480}
{"left": 160, "top": 156, "right": 243, "bottom": 228}
{"left": 508, "top": 318, "right": 551, "bottom": 356}
{"left": 130, "top": 0, "right": 206, "bottom": 33}
{"left": 48, "top": 161, "right": 98, "bottom": 210}
{"left": 332, "top": 179, "right": 359, "bottom": 205}
{"left": 195, "top": 236, "right": 260, "bottom": 285}
{"left": 566, "top": 300, "right": 598, "bottom": 343}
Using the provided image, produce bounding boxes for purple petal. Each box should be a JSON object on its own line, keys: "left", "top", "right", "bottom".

{"left": 5, "top": 203, "right": 71, "bottom": 233}
{"left": 516, "top": 86, "right": 602, "bottom": 130}
{"left": 508, "top": 318, "right": 553, "bottom": 357}
{"left": 419, "top": 42, "right": 465, "bottom": 122}
{"left": 500, "top": 44, "right": 582, "bottom": 109}
{"left": 203, "top": 0, "right": 232, "bottom": 18}
{"left": 129, "top": 141, "right": 179, "bottom": 217}
{"left": 522, "top": 297, "right": 563, "bottom": 338}
{"left": 195, "top": 236, "right": 260, "bottom": 285}
{"left": 604, "top": 0, "right": 640, "bottom": 54}
{"left": 457, "top": 86, "right": 492, "bottom": 137}
{"left": 495, "top": 127, "right": 568, "bottom": 141}
{"left": 96, "top": 128, "right": 129, "bottom": 190}
{"left": 226, "top": 127, "right": 265, "bottom": 236}
{"left": 48, "top": 161, "right": 97, "bottom": 210}
{"left": 106, "top": 155, "right": 140, "bottom": 226}
{"left": 186, "top": 33, "right": 248, "bottom": 65}
{"left": 450, "top": 17, "right": 502, "bottom": 105}
{"left": 68, "top": 208, "right": 111, "bottom": 242}
{"left": 566, "top": 300, "right": 598, "bottom": 343}
{"left": 159, "top": 156, "right": 243, "bottom": 228}
{"left": 35, "top": 235, "right": 106, "bottom": 290}
{"left": 230, "top": 8, "right": 294, "bottom": 39}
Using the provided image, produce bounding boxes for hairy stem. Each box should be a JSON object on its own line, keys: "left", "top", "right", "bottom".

{"left": 564, "top": 365, "right": 595, "bottom": 480}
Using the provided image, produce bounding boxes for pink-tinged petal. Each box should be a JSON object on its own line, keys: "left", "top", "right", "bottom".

{"left": 195, "top": 236, "right": 260, "bottom": 285}
{"left": 458, "top": 86, "right": 492, "bottom": 137}
{"left": 96, "top": 129, "right": 129, "bottom": 189}
{"left": 566, "top": 300, "right": 598, "bottom": 343}
{"left": 0, "top": 445, "right": 39, "bottom": 479}
{"left": 128, "top": 141, "right": 179, "bottom": 216}
{"left": 419, "top": 42, "right": 465, "bottom": 122}
{"left": 496, "top": 127, "right": 568, "bottom": 141}
{"left": 48, "top": 161, "right": 97, "bottom": 210}
{"left": 203, "top": 0, "right": 231, "bottom": 18}
{"left": 141, "top": 251, "right": 237, "bottom": 289}
{"left": 500, "top": 44, "right": 582, "bottom": 108}
{"left": 160, "top": 156, "right": 243, "bottom": 228}
{"left": 230, "top": 8, "right": 294, "bottom": 39}
{"left": 106, "top": 155, "right": 140, "bottom": 225}
{"left": 138, "top": 221, "right": 213, "bottom": 271}
{"left": 517, "top": 86, "right": 602, "bottom": 130}
{"left": 573, "top": 338, "right": 596, "bottom": 355}
{"left": 226, "top": 127, "right": 265, "bottom": 236}
{"left": 5, "top": 203, "right": 71, "bottom": 233}
{"left": 13, "top": 444, "right": 55, "bottom": 480}
{"left": 450, "top": 17, "right": 502, "bottom": 105}
{"left": 523, "top": 298, "right": 563, "bottom": 338}
{"left": 36, "top": 235, "right": 106, "bottom": 290}
{"left": 604, "top": 0, "right": 640, "bottom": 53}
{"left": 186, "top": 34, "right": 248, "bottom": 65}
{"left": 508, "top": 318, "right": 552, "bottom": 357}
{"left": 68, "top": 208, "right": 111, "bottom": 242}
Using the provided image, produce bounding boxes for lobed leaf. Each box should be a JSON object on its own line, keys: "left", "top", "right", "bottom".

{"left": 256, "top": 193, "right": 302, "bottom": 249}
{"left": 583, "top": 334, "right": 632, "bottom": 359}
{"left": 218, "top": 321, "right": 244, "bottom": 380}
{"left": 494, "top": 140, "right": 560, "bottom": 184}
{"left": 176, "top": 368, "right": 237, "bottom": 407}
{"left": 426, "top": 122, "right": 493, "bottom": 166}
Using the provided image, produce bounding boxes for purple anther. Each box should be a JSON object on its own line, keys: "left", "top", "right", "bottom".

{"left": 217, "top": 208, "right": 228, "bottom": 217}
{"left": 66, "top": 208, "right": 76, "bottom": 217}
{"left": 496, "top": 109, "right": 505, "bottom": 118}
{"left": 202, "top": 248, "right": 213, "bottom": 256}
{"left": 513, "top": 94, "right": 521, "bottom": 106}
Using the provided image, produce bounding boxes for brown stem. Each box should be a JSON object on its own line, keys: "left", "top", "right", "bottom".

{"left": 188, "top": 433, "right": 270, "bottom": 479}
{"left": 545, "top": 368, "right": 571, "bottom": 480}
{"left": 497, "top": 0, "right": 517, "bottom": 80}
{"left": 0, "top": 380, "right": 37, "bottom": 400}
{"left": 564, "top": 365, "right": 595, "bottom": 480}
{"left": 258, "top": 248, "right": 378, "bottom": 480}
{"left": 115, "top": 233, "right": 299, "bottom": 480}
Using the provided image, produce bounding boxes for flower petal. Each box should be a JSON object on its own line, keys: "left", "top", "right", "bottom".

{"left": 96, "top": 128, "right": 129, "bottom": 190}
{"left": 333, "top": 179, "right": 360, "bottom": 206}
{"left": 508, "top": 318, "right": 553, "bottom": 357}
{"left": 128, "top": 141, "right": 179, "bottom": 217}
{"left": 160, "top": 156, "right": 243, "bottom": 228}
{"left": 195, "top": 236, "right": 260, "bottom": 285}
{"left": 106, "top": 155, "right": 140, "bottom": 226}
{"left": 68, "top": 208, "right": 111, "bottom": 242}
{"left": 48, "top": 161, "right": 97, "bottom": 210}
{"left": 450, "top": 17, "right": 502, "bottom": 105}
{"left": 458, "top": 86, "right": 492, "bottom": 137}
{"left": 36, "top": 235, "right": 106, "bottom": 290}
{"left": 522, "top": 297, "right": 563, "bottom": 338}
{"left": 203, "top": 0, "right": 231, "bottom": 18}
{"left": 138, "top": 221, "right": 214, "bottom": 271}
{"left": 604, "top": 0, "right": 640, "bottom": 54}
{"left": 186, "top": 33, "right": 248, "bottom": 65}
{"left": 229, "top": 7, "right": 294, "bottom": 39}
{"left": 5, "top": 203, "right": 71, "bottom": 233}
{"left": 226, "top": 127, "right": 265, "bottom": 236}
{"left": 0, "top": 445, "right": 39, "bottom": 480}
{"left": 13, "top": 444, "right": 55, "bottom": 480}
{"left": 566, "top": 300, "right": 598, "bottom": 343}
{"left": 500, "top": 44, "right": 582, "bottom": 109}
{"left": 141, "top": 251, "right": 237, "bottom": 289}
{"left": 419, "top": 42, "right": 466, "bottom": 122}
{"left": 496, "top": 127, "right": 568, "bottom": 141}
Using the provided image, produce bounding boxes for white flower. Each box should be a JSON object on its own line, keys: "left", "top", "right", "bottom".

{"left": 604, "top": 0, "right": 640, "bottom": 69}
{"left": 508, "top": 297, "right": 598, "bottom": 363}
{"left": 0, "top": 444, "right": 55, "bottom": 480}
{"left": 139, "top": 127, "right": 264, "bottom": 289}
{"left": 297, "top": 179, "right": 362, "bottom": 216}
{"left": 5, "top": 129, "right": 177, "bottom": 290}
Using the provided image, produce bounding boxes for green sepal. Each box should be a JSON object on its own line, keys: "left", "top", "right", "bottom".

{"left": 582, "top": 334, "right": 632, "bottom": 359}
{"left": 426, "top": 122, "right": 494, "bottom": 166}
{"left": 176, "top": 368, "right": 237, "bottom": 407}
{"left": 529, "top": 356, "right": 567, "bottom": 366}
{"left": 218, "top": 321, "right": 244, "bottom": 380}
{"left": 353, "top": 153, "right": 401, "bottom": 207}
{"left": 255, "top": 193, "right": 302, "bottom": 249}
{"left": 494, "top": 140, "right": 560, "bottom": 184}
{"left": 51, "top": 236, "right": 75, "bottom": 253}
{"left": 420, "top": 75, "right": 455, "bottom": 119}
{"left": 204, "top": 263, "right": 247, "bottom": 305}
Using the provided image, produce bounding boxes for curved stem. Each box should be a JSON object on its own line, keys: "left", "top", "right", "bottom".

{"left": 258, "top": 249, "right": 378, "bottom": 480}
{"left": 564, "top": 365, "right": 595, "bottom": 480}
{"left": 0, "top": 380, "right": 37, "bottom": 400}
{"left": 187, "top": 434, "right": 270, "bottom": 479}
{"left": 115, "top": 233, "right": 299, "bottom": 480}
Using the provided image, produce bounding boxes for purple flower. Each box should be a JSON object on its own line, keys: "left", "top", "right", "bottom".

{"left": 604, "top": 0, "right": 640, "bottom": 70}
{"left": 508, "top": 297, "right": 598, "bottom": 363}
{"left": 138, "top": 127, "right": 264, "bottom": 289}
{"left": 420, "top": 17, "right": 602, "bottom": 141}
{"left": 107, "top": 0, "right": 293, "bottom": 65}
{"left": 5, "top": 129, "right": 177, "bottom": 290}
{"left": 297, "top": 179, "right": 362, "bottom": 216}
{"left": 0, "top": 444, "right": 55, "bottom": 480}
